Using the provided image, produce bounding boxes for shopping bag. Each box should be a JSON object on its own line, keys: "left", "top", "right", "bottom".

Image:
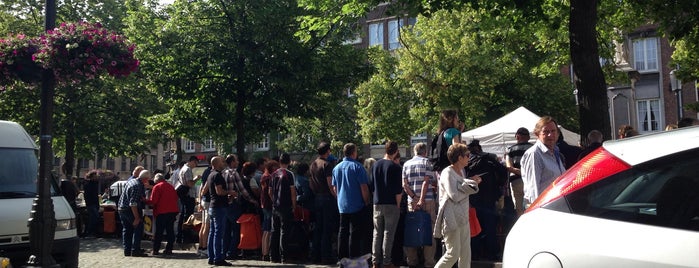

{"left": 404, "top": 210, "right": 432, "bottom": 247}
{"left": 469, "top": 207, "right": 482, "bottom": 237}
{"left": 237, "top": 213, "right": 262, "bottom": 250}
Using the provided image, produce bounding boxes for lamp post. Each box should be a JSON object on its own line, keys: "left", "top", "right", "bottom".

{"left": 669, "top": 69, "right": 683, "bottom": 119}
{"left": 25, "top": 0, "right": 60, "bottom": 267}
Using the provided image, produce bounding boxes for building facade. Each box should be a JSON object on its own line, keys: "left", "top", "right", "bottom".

{"left": 609, "top": 25, "right": 698, "bottom": 138}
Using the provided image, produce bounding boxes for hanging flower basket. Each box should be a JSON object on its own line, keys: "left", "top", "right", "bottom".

{"left": 34, "top": 22, "right": 140, "bottom": 84}
{"left": 0, "top": 34, "right": 42, "bottom": 86}
{"left": 1, "top": 21, "right": 139, "bottom": 87}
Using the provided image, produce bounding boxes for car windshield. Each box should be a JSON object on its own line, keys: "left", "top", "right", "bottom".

{"left": 0, "top": 148, "right": 42, "bottom": 198}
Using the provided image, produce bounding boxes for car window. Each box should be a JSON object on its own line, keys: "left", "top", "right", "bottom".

{"left": 566, "top": 148, "right": 699, "bottom": 232}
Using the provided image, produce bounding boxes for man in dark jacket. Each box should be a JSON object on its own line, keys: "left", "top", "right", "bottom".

{"left": 467, "top": 139, "right": 508, "bottom": 261}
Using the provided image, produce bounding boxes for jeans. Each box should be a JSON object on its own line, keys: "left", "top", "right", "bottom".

{"left": 311, "top": 194, "right": 338, "bottom": 262}
{"left": 119, "top": 208, "right": 144, "bottom": 254}
{"left": 85, "top": 204, "right": 99, "bottom": 236}
{"left": 270, "top": 207, "right": 293, "bottom": 262}
{"left": 224, "top": 203, "right": 242, "bottom": 257}
{"left": 372, "top": 204, "right": 400, "bottom": 265}
{"left": 338, "top": 206, "right": 371, "bottom": 259}
{"left": 153, "top": 212, "right": 177, "bottom": 252}
{"left": 208, "top": 206, "right": 228, "bottom": 262}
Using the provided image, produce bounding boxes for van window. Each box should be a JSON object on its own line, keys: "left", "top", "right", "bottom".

{"left": 0, "top": 148, "right": 40, "bottom": 198}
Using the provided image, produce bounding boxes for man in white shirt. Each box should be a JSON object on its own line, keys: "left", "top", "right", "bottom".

{"left": 175, "top": 156, "right": 200, "bottom": 243}
{"left": 521, "top": 116, "right": 566, "bottom": 205}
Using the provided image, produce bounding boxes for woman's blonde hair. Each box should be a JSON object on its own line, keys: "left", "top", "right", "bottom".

{"left": 446, "top": 143, "right": 469, "bottom": 164}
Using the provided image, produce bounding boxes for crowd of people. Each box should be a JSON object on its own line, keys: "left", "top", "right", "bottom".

{"left": 59, "top": 112, "right": 698, "bottom": 267}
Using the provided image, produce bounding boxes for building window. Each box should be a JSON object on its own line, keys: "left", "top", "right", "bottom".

{"left": 96, "top": 156, "right": 103, "bottom": 169}
{"left": 388, "top": 19, "right": 401, "bottom": 50}
{"left": 255, "top": 133, "right": 270, "bottom": 151}
{"left": 183, "top": 139, "right": 195, "bottom": 153}
{"left": 633, "top": 37, "right": 658, "bottom": 72}
{"left": 78, "top": 158, "right": 90, "bottom": 170}
{"left": 203, "top": 138, "right": 216, "bottom": 152}
{"left": 130, "top": 158, "right": 138, "bottom": 171}
{"left": 151, "top": 155, "right": 157, "bottom": 171}
{"left": 637, "top": 99, "right": 661, "bottom": 132}
{"left": 369, "top": 22, "right": 384, "bottom": 48}
{"left": 121, "top": 158, "right": 127, "bottom": 172}
{"left": 411, "top": 132, "right": 428, "bottom": 146}
{"left": 106, "top": 157, "right": 115, "bottom": 170}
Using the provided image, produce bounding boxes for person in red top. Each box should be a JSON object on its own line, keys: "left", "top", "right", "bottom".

{"left": 147, "top": 173, "right": 179, "bottom": 255}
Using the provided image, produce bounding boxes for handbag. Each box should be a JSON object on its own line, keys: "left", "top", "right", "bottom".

{"left": 183, "top": 212, "right": 202, "bottom": 228}
{"left": 404, "top": 210, "right": 433, "bottom": 247}
{"left": 469, "top": 207, "right": 482, "bottom": 237}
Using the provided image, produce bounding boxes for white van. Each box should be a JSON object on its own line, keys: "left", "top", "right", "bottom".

{"left": 0, "top": 120, "right": 79, "bottom": 267}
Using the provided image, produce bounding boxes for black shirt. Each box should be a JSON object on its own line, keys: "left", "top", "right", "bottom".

{"left": 208, "top": 170, "right": 228, "bottom": 208}
{"left": 83, "top": 179, "right": 100, "bottom": 206}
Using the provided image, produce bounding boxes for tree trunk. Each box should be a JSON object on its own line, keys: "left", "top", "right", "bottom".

{"left": 235, "top": 55, "right": 247, "bottom": 163}
{"left": 569, "top": 0, "right": 612, "bottom": 143}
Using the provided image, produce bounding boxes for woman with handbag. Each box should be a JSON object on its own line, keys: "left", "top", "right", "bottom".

{"left": 433, "top": 143, "right": 482, "bottom": 268}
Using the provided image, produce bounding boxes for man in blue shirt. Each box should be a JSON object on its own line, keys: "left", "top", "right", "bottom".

{"left": 332, "top": 143, "right": 371, "bottom": 260}
{"left": 118, "top": 169, "right": 150, "bottom": 257}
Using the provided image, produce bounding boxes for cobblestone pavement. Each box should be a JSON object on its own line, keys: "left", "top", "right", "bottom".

{"left": 78, "top": 237, "right": 335, "bottom": 268}
{"left": 78, "top": 237, "right": 501, "bottom": 268}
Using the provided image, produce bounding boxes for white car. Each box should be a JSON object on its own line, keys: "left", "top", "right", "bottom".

{"left": 503, "top": 125, "right": 699, "bottom": 268}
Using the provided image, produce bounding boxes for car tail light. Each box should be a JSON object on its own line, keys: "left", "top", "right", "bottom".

{"left": 525, "top": 147, "right": 631, "bottom": 213}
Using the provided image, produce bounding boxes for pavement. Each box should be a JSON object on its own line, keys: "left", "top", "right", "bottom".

{"left": 78, "top": 237, "right": 502, "bottom": 268}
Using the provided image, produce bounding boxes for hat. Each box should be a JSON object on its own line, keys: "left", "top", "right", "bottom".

{"left": 467, "top": 139, "right": 480, "bottom": 148}
{"left": 516, "top": 127, "right": 530, "bottom": 136}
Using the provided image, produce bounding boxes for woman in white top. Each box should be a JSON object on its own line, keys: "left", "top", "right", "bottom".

{"left": 433, "top": 143, "right": 482, "bottom": 268}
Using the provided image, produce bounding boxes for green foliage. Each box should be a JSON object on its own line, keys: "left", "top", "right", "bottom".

{"left": 356, "top": 48, "right": 414, "bottom": 145}
{"left": 125, "top": 0, "right": 373, "bottom": 159}
{"left": 397, "top": 5, "right": 577, "bottom": 133}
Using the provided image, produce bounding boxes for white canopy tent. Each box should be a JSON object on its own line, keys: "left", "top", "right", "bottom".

{"left": 460, "top": 106, "right": 581, "bottom": 157}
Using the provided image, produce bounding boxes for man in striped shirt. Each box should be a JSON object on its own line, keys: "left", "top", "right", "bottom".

{"left": 402, "top": 142, "right": 437, "bottom": 268}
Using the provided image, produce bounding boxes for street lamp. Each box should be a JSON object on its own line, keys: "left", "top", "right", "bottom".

{"left": 25, "top": 0, "right": 60, "bottom": 267}
{"left": 669, "top": 69, "right": 683, "bottom": 119}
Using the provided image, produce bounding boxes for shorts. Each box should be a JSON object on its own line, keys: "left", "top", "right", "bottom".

{"left": 200, "top": 200, "right": 210, "bottom": 224}
{"left": 262, "top": 208, "right": 272, "bottom": 232}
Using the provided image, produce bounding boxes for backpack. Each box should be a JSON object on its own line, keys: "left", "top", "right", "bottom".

{"left": 428, "top": 130, "right": 450, "bottom": 171}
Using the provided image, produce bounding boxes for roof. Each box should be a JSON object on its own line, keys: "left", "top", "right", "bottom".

{"left": 0, "top": 120, "right": 38, "bottom": 149}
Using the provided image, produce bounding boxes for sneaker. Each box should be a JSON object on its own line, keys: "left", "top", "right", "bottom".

{"left": 197, "top": 248, "right": 208, "bottom": 257}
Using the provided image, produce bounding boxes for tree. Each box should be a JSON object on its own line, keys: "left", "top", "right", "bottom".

{"left": 355, "top": 48, "right": 415, "bottom": 145}
{"left": 126, "top": 0, "right": 374, "bottom": 161}
{"left": 395, "top": 5, "right": 577, "bottom": 135}
{"left": 0, "top": 18, "right": 152, "bottom": 177}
